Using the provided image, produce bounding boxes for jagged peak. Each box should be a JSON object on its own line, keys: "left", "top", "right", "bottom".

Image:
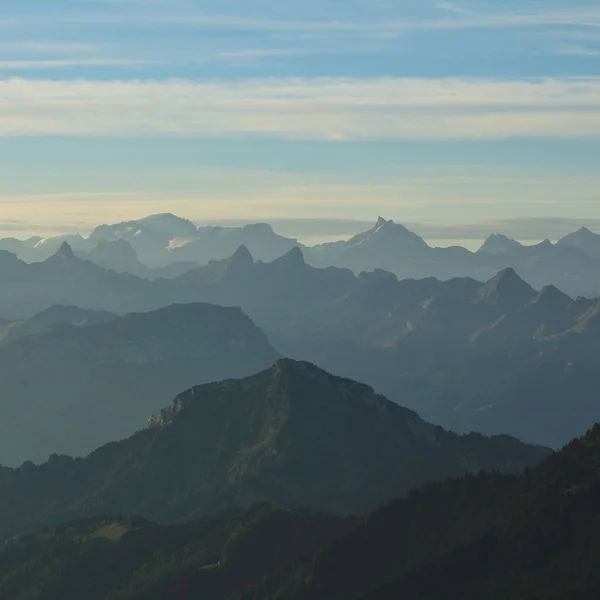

{"left": 534, "top": 239, "right": 554, "bottom": 251}
{"left": 530, "top": 284, "right": 573, "bottom": 308}
{"left": 477, "top": 267, "right": 535, "bottom": 306}
{"left": 345, "top": 217, "right": 427, "bottom": 249}
{"left": 229, "top": 244, "right": 255, "bottom": 267}
{"left": 491, "top": 266, "right": 521, "bottom": 282}
{"left": 53, "top": 242, "right": 75, "bottom": 260}
{"left": 478, "top": 233, "right": 522, "bottom": 255}
{"left": 272, "top": 246, "right": 305, "bottom": 267}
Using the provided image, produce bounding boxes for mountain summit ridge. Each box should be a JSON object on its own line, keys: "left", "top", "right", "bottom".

{"left": 0, "top": 360, "right": 548, "bottom": 541}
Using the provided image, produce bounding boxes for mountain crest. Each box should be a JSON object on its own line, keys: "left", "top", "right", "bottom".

{"left": 229, "top": 244, "right": 255, "bottom": 268}
{"left": 273, "top": 246, "right": 306, "bottom": 267}
{"left": 477, "top": 267, "right": 536, "bottom": 307}
{"left": 530, "top": 284, "right": 572, "bottom": 309}
{"left": 478, "top": 233, "right": 522, "bottom": 255}
{"left": 53, "top": 242, "right": 75, "bottom": 260}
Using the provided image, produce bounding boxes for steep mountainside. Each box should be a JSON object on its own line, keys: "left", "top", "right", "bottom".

{"left": 243, "top": 424, "right": 600, "bottom": 600}
{"left": 6, "top": 424, "right": 600, "bottom": 599}
{"left": 274, "top": 266, "right": 600, "bottom": 447}
{"left": 0, "top": 302, "right": 279, "bottom": 465}
{"left": 0, "top": 360, "right": 548, "bottom": 541}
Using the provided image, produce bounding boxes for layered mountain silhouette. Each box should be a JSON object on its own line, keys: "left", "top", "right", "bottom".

{"left": 270, "top": 263, "right": 600, "bottom": 447}
{"left": 0, "top": 302, "right": 279, "bottom": 465}
{"left": 6, "top": 421, "right": 600, "bottom": 599}
{"left": 3, "top": 213, "right": 600, "bottom": 296}
{"left": 0, "top": 360, "right": 547, "bottom": 541}
{"left": 2, "top": 242, "right": 600, "bottom": 446}
{"left": 306, "top": 217, "right": 600, "bottom": 297}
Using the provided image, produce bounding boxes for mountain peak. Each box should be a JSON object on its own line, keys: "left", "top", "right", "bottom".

{"left": 477, "top": 267, "right": 536, "bottom": 307}
{"left": 531, "top": 284, "right": 572, "bottom": 308}
{"left": 273, "top": 246, "right": 305, "bottom": 267}
{"left": 229, "top": 244, "right": 255, "bottom": 268}
{"left": 478, "top": 233, "right": 522, "bottom": 255}
{"left": 53, "top": 241, "right": 75, "bottom": 260}
{"left": 556, "top": 226, "right": 600, "bottom": 260}
{"left": 343, "top": 217, "right": 427, "bottom": 251}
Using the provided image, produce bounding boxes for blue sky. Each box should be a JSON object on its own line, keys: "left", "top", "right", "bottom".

{"left": 1, "top": 0, "right": 600, "bottom": 243}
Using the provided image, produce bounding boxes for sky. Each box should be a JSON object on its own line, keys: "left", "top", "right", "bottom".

{"left": 0, "top": 0, "right": 599, "bottom": 244}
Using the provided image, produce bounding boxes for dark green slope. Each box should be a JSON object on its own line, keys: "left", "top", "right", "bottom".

{"left": 0, "top": 360, "right": 547, "bottom": 542}
{"left": 244, "top": 425, "right": 600, "bottom": 600}
{"left": 0, "top": 506, "right": 353, "bottom": 600}
{"left": 3, "top": 424, "right": 600, "bottom": 600}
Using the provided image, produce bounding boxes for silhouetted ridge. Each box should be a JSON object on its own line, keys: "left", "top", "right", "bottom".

{"left": 229, "top": 244, "right": 255, "bottom": 268}
{"left": 273, "top": 246, "right": 306, "bottom": 267}
{"left": 0, "top": 360, "right": 548, "bottom": 541}
{"left": 530, "top": 284, "right": 572, "bottom": 309}
{"left": 53, "top": 241, "right": 75, "bottom": 259}
{"left": 477, "top": 267, "right": 536, "bottom": 308}
{"left": 478, "top": 233, "right": 522, "bottom": 255}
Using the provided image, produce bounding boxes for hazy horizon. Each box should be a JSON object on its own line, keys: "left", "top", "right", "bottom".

{"left": 1, "top": 213, "right": 597, "bottom": 252}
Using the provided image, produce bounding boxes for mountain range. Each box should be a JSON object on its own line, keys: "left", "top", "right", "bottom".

{"left": 3, "top": 213, "right": 600, "bottom": 297}
{"left": 0, "top": 360, "right": 548, "bottom": 542}
{"left": 4, "top": 416, "right": 600, "bottom": 599}
{"left": 0, "top": 302, "right": 279, "bottom": 465}
{"left": 2, "top": 241, "right": 600, "bottom": 447}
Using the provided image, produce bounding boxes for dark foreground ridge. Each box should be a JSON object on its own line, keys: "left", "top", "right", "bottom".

{"left": 3, "top": 423, "right": 600, "bottom": 600}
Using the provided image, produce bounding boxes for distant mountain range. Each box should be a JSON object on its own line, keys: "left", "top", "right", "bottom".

{"left": 5, "top": 414, "right": 600, "bottom": 599}
{"left": 2, "top": 213, "right": 600, "bottom": 297}
{"left": 1, "top": 242, "right": 600, "bottom": 447}
{"left": 0, "top": 302, "right": 279, "bottom": 466}
{"left": 0, "top": 360, "right": 547, "bottom": 542}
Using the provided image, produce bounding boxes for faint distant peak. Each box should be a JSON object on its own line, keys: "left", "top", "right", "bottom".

{"left": 243, "top": 222, "right": 275, "bottom": 234}
{"left": 272, "top": 246, "right": 306, "bottom": 267}
{"left": 53, "top": 242, "right": 75, "bottom": 260}
{"left": 375, "top": 216, "right": 389, "bottom": 228}
{"left": 345, "top": 216, "right": 427, "bottom": 250}
{"left": 478, "top": 233, "right": 522, "bottom": 255}
{"left": 558, "top": 226, "right": 600, "bottom": 245}
{"left": 230, "top": 244, "right": 255, "bottom": 267}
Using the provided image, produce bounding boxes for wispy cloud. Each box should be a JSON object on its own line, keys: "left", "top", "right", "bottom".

{"left": 0, "top": 76, "right": 599, "bottom": 139}
{"left": 0, "top": 59, "right": 162, "bottom": 70}
{"left": 3, "top": 5, "right": 600, "bottom": 33}
{"left": 555, "top": 44, "right": 600, "bottom": 56}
